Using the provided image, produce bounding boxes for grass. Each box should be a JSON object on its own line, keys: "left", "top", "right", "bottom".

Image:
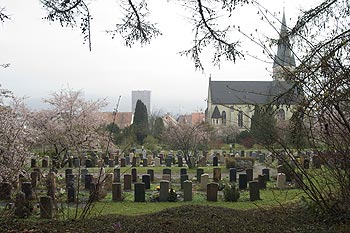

{"left": 59, "top": 187, "right": 304, "bottom": 217}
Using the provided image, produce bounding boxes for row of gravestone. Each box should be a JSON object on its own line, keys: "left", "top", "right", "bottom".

{"left": 0, "top": 166, "right": 271, "bottom": 201}
{"left": 6, "top": 178, "right": 264, "bottom": 219}
{"left": 30, "top": 152, "right": 264, "bottom": 170}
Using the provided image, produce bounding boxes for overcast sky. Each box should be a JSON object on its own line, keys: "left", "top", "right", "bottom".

{"left": 0, "top": 0, "right": 318, "bottom": 114}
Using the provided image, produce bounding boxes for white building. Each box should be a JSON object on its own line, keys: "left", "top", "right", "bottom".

{"left": 131, "top": 90, "right": 151, "bottom": 115}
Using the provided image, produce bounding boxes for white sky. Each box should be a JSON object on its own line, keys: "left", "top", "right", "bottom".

{"left": 0, "top": 0, "right": 318, "bottom": 114}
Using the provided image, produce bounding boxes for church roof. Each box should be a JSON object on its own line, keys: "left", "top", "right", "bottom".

{"left": 209, "top": 80, "right": 297, "bottom": 105}
{"left": 273, "top": 11, "right": 296, "bottom": 68}
{"left": 211, "top": 106, "right": 222, "bottom": 118}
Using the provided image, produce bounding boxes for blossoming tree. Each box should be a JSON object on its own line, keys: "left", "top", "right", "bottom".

{"left": 32, "top": 88, "right": 108, "bottom": 166}
{"left": 0, "top": 86, "right": 36, "bottom": 183}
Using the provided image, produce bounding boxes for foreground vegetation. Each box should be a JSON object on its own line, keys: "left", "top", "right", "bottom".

{"left": 1, "top": 205, "right": 345, "bottom": 233}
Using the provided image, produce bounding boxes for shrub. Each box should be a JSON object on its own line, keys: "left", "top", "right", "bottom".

{"left": 223, "top": 180, "right": 240, "bottom": 202}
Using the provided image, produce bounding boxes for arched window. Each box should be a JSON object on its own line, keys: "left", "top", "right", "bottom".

{"left": 238, "top": 111, "right": 243, "bottom": 128}
{"left": 222, "top": 111, "right": 226, "bottom": 125}
{"left": 277, "top": 109, "right": 286, "bottom": 121}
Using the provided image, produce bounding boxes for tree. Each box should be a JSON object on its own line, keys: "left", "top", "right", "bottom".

{"left": 250, "top": 105, "right": 277, "bottom": 146}
{"left": 152, "top": 117, "right": 165, "bottom": 141}
{"left": 32, "top": 88, "right": 108, "bottom": 166}
{"left": 0, "top": 86, "right": 37, "bottom": 183}
{"left": 163, "top": 122, "right": 211, "bottom": 168}
{"left": 132, "top": 99, "right": 149, "bottom": 145}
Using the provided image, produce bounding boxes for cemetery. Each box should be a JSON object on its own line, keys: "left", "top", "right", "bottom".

{"left": 0, "top": 149, "right": 338, "bottom": 232}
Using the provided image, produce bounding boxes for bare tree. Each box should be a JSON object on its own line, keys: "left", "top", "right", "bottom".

{"left": 163, "top": 122, "right": 211, "bottom": 168}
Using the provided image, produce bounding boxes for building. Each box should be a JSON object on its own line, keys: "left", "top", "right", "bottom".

{"left": 206, "top": 11, "right": 298, "bottom": 130}
{"left": 177, "top": 112, "right": 205, "bottom": 126}
{"left": 132, "top": 90, "right": 151, "bottom": 115}
{"left": 100, "top": 112, "right": 133, "bottom": 129}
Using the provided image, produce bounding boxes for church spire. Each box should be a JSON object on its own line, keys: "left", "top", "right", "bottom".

{"left": 273, "top": 9, "right": 296, "bottom": 80}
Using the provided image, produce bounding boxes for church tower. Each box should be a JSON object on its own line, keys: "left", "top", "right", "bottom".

{"left": 272, "top": 10, "right": 296, "bottom": 81}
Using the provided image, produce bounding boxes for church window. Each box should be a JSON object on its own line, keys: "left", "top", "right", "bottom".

{"left": 238, "top": 111, "right": 243, "bottom": 128}
{"left": 222, "top": 111, "right": 226, "bottom": 125}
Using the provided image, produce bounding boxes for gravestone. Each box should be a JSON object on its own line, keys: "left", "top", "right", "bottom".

{"left": 180, "top": 174, "right": 189, "bottom": 189}
{"left": 81, "top": 168, "right": 89, "bottom": 183}
{"left": 178, "top": 155, "right": 183, "bottom": 167}
{"left": 42, "top": 157, "right": 49, "bottom": 168}
{"left": 163, "top": 168, "right": 172, "bottom": 180}
{"left": 85, "top": 174, "right": 93, "bottom": 190}
{"left": 159, "top": 180, "right": 170, "bottom": 202}
{"left": 21, "top": 182, "right": 33, "bottom": 200}
{"left": 34, "top": 168, "right": 42, "bottom": 181}
{"left": 141, "top": 174, "right": 151, "bottom": 189}
{"left": 213, "top": 168, "right": 221, "bottom": 182}
{"left": 120, "top": 158, "right": 126, "bottom": 167}
{"left": 258, "top": 175, "right": 266, "bottom": 189}
{"left": 220, "top": 155, "right": 225, "bottom": 166}
{"left": 0, "top": 182, "right": 11, "bottom": 200}
{"left": 114, "top": 156, "right": 119, "bottom": 166}
{"left": 183, "top": 180, "right": 192, "bottom": 201}
{"left": 196, "top": 168, "right": 204, "bottom": 182}
{"left": 262, "top": 168, "right": 270, "bottom": 181}
{"left": 277, "top": 173, "right": 286, "bottom": 189}
{"left": 213, "top": 156, "right": 218, "bottom": 166}
{"left": 73, "top": 157, "right": 80, "bottom": 168}
{"left": 104, "top": 156, "right": 110, "bottom": 166}
{"left": 147, "top": 169, "right": 154, "bottom": 182}
{"left": 85, "top": 159, "right": 92, "bottom": 168}
{"left": 31, "top": 158, "right": 37, "bottom": 168}
{"left": 134, "top": 183, "right": 145, "bottom": 202}
{"left": 229, "top": 168, "right": 237, "bottom": 182}
{"left": 113, "top": 168, "right": 121, "bottom": 182}
{"left": 46, "top": 172, "right": 56, "bottom": 200}
{"left": 112, "top": 183, "right": 122, "bottom": 201}
{"left": 147, "top": 155, "right": 153, "bottom": 166}
{"left": 180, "top": 168, "right": 187, "bottom": 176}
{"left": 15, "top": 192, "right": 30, "bottom": 218}
{"left": 40, "top": 196, "right": 53, "bottom": 219}
{"left": 249, "top": 181, "right": 260, "bottom": 201}
{"left": 125, "top": 156, "right": 130, "bottom": 165}
{"left": 124, "top": 174, "right": 132, "bottom": 190}
{"left": 154, "top": 157, "right": 161, "bottom": 167}
{"left": 131, "top": 168, "right": 137, "bottom": 183}
{"left": 132, "top": 157, "right": 137, "bottom": 167}
{"left": 142, "top": 158, "right": 148, "bottom": 167}
{"left": 207, "top": 183, "right": 218, "bottom": 202}
{"left": 239, "top": 174, "right": 248, "bottom": 189}
{"left": 30, "top": 171, "right": 38, "bottom": 188}
{"left": 200, "top": 174, "right": 209, "bottom": 190}
{"left": 246, "top": 168, "right": 253, "bottom": 182}
{"left": 68, "top": 156, "right": 74, "bottom": 167}
{"left": 165, "top": 157, "right": 172, "bottom": 167}
{"left": 241, "top": 150, "right": 245, "bottom": 157}
{"left": 259, "top": 154, "right": 265, "bottom": 163}
{"left": 67, "top": 174, "right": 75, "bottom": 203}
{"left": 108, "top": 160, "right": 114, "bottom": 167}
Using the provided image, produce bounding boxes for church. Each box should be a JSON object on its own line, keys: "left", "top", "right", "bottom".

{"left": 205, "top": 11, "right": 298, "bottom": 130}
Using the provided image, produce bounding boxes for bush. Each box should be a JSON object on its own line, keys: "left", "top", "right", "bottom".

{"left": 236, "top": 131, "right": 254, "bottom": 148}
{"left": 223, "top": 181, "right": 240, "bottom": 202}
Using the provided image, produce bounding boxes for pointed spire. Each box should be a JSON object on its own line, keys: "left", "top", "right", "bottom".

{"left": 273, "top": 9, "right": 296, "bottom": 80}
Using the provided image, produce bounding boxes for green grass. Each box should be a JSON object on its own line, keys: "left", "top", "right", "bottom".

{"left": 72, "top": 187, "right": 304, "bottom": 217}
